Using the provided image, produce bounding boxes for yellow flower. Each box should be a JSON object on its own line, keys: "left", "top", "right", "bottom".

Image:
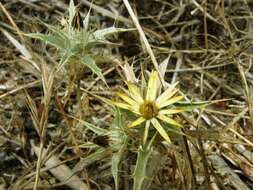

{"left": 113, "top": 70, "right": 185, "bottom": 144}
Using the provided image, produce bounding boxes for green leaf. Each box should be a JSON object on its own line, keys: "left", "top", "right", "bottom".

{"left": 111, "top": 109, "right": 128, "bottom": 190}
{"left": 83, "top": 9, "right": 91, "bottom": 32}
{"left": 27, "top": 33, "right": 66, "bottom": 50}
{"left": 174, "top": 101, "right": 209, "bottom": 111}
{"left": 82, "top": 55, "right": 106, "bottom": 84}
{"left": 111, "top": 138, "right": 127, "bottom": 190}
{"left": 80, "top": 120, "right": 108, "bottom": 135}
{"left": 68, "top": 0, "right": 75, "bottom": 25}
{"left": 73, "top": 148, "right": 111, "bottom": 173}
{"left": 27, "top": 21, "right": 69, "bottom": 48}
{"left": 133, "top": 144, "right": 153, "bottom": 190}
{"left": 132, "top": 135, "right": 156, "bottom": 190}
{"left": 87, "top": 27, "right": 133, "bottom": 46}
{"left": 111, "top": 154, "right": 121, "bottom": 190}
{"left": 44, "top": 23, "right": 69, "bottom": 41}
{"left": 79, "top": 142, "right": 100, "bottom": 149}
{"left": 57, "top": 51, "right": 73, "bottom": 70}
{"left": 93, "top": 27, "right": 131, "bottom": 40}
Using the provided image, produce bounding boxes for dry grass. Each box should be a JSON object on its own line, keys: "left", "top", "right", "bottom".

{"left": 0, "top": 0, "right": 253, "bottom": 190}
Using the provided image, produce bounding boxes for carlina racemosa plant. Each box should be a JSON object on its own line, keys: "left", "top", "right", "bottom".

{"left": 106, "top": 67, "right": 208, "bottom": 190}
{"left": 26, "top": 0, "right": 129, "bottom": 83}
{"left": 26, "top": 0, "right": 130, "bottom": 109}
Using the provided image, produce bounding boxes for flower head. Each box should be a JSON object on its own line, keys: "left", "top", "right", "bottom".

{"left": 113, "top": 70, "right": 185, "bottom": 144}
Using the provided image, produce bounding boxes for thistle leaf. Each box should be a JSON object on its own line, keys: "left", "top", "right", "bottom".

{"left": 133, "top": 145, "right": 153, "bottom": 190}
{"left": 111, "top": 109, "right": 128, "bottom": 190}
{"left": 80, "top": 119, "right": 108, "bottom": 135}
{"left": 82, "top": 55, "right": 106, "bottom": 84}
{"left": 57, "top": 51, "right": 73, "bottom": 70}
{"left": 27, "top": 33, "right": 66, "bottom": 50}
{"left": 112, "top": 143, "right": 129, "bottom": 190}
{"left": 68, "top": 0, "right": 75, "bottom": 25}
{"left": 87, "top": 27, "right": 133, "bottom": 46}
{"left": 79, "top": 142, "right": 100, "bottom": 149}
{"left": 92, "top": 27, "right": 130, "bottom": 40}
{"left": 73, "top": 148, "right": 111, "bottom": 173}
{"left": 174, "top": 101, "right": 209, "bottom": 111}
{"left": 83, "top": 9, "right": 91, "bottom": 32}
{"left": 43, "top": 23, "right": 69, "bottom": 41}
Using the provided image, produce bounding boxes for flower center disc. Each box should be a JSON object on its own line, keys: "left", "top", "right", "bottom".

{"left": 139, "top": 101, "right": 158, "bottom": 119}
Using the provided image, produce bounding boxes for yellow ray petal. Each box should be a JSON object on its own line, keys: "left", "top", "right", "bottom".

{"left": 157, "top": 114, "right": 182, "bottom": 128}
{"left": 112, "top": 101, "right": 131, "bottom": 110}
{"left": 159, "top": 96, "right": 183, "bottom": 109}
{"left": 112, "top": 101, "right": 140, "bottom": 115}
{"left": 156, "top": 82, "right": 179, "bottom": 106}
{"left": 128, "top": 117, "right": 146, "bottom": 128}
{"left": 116, "top": 92, "right": 140, "bottom": 112}
{"left": 146, "top": 71, "right": 159, "bottom": 101}
{"left": 159, "top": 109, "right": 185, "bottom": 115}
{"left": 156, "top": 89, "right": 178, "bottom": 107}
{"left": 117, "top": 92, "right": 137, "bottom": 106}
{"left": 126, "top": 82, "right": 143, "bottom": 104}
{"left": 151, "top": 118, "right": 171, "bottom": 143}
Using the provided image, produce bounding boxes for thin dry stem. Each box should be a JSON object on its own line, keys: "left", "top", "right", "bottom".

{"left": 123, "top": 0, "right": 166, "bottom": 88}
